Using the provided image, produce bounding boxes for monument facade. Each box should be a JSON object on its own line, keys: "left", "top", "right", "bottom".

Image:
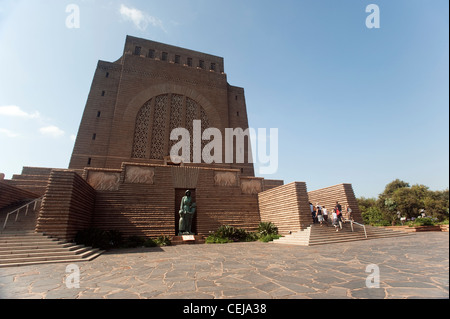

{"left": 69, "top": 35, "right": 255, "bottom": 176}
{"left": 2, "top": 36, "right": 362, "bottom": 241}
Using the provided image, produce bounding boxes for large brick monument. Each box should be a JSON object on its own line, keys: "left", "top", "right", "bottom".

{"left": 2, "top": 36, "right": 362, "bottom": 242}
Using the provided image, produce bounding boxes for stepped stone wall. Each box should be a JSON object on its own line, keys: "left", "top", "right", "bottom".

{"left": 258, "top": 182, "right": 311, "bottom": 235}
{"left": 36, "top": 170, "right": 96, "bottom": 240}
{"left": 307, "top": 183, "right": 362, "bottom": 223}
{"left": 4, "top": 167, "right": 54, "bottom": 196}
{"left": 0, "top": 181, "right": 39, "bottom": 210}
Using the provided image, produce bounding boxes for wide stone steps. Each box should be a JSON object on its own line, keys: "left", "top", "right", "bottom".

{"left": 272, "top": 223, "right": 411, "bottom": 246}
{"left": 0, "top": 232, "right": 104, "bottom": 267}
{"left": 0, "top": 200, "right": 103, "bottom": 267}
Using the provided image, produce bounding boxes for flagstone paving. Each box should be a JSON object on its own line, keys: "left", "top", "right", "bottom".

{"left": 0, "top": 232, "right": 448, "bottom": 299}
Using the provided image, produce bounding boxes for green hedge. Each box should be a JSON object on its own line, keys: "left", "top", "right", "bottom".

{"left": 205, "top": 222, "right": 281, "bottom": 244}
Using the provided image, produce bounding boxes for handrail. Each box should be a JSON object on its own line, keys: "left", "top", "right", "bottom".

{"left": 2, "top": 197, "right": 43, "bottom": 230}
{"left": 348, "top": 220, "right": 367, "bottom": 238}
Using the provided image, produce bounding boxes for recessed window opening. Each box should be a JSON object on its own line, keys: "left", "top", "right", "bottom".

{"left": 134, "top": 46, "right": 141, "bottom": 55}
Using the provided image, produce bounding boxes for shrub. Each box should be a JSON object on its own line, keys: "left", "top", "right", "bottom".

{"left": 107, "top": 229, "right": 124, "bottom": 248}
{"left": 143, "top": 238, "right": 158, "bottom": 247}
{"left": 156, "top": 235, "right": 172, "bottom": 246}
{"left": 205, "top": 234, "right": 232, "bottom": 244}
{"left": 372, "top": 220, "right": 392, "bottom": 227}
{"left": 74, "top": 228, "right": 123, "bottom": 250}
{"left": 244, "top": 232, "right": 259, "bottom": 242}
{"left": 257, "top": 222, "right": 278, "bottom": 236}
{"left": 258, "top": 234, "right": 282, "bottom": 242}
{"left": 123, "top": 236, "right": 146, "bottom": 248}
{"left": 362, "top": 207, "right": 391, "bottom": 226}
{"left": 215, "top": 225, "right": 238, "bottom": 239}
{"left": 206, "top": 225, "right": 258, "bottom": 243}
{"left": 407, "top": 217, "right": 437, "bottom": 227}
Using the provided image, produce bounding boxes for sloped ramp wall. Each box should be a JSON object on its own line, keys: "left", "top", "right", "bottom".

{"left": 36, "top": 170, "right": 96, "bottom": 240}
{"left": 307, "top": 183, "right": 362, "bottom": 223}
{"left": 258, "top": 182, "right": 311, "bottom": 235}
{"left": 0, "top": 181, "right": 39, "bottom": 210}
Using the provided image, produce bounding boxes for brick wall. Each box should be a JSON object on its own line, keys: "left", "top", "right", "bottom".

{"left": 5, "top": 167, "right": 53, "bottom": 196}
{"left": 69, "top": 36, "right": 255, "bottom": 176}
{"left": 36, "top": 170, "right": 96, "bottom": 240}
{"left": 83, "top": 164, "right": 262, "bottom": 237}
{"left": 258, "top": 182, "right": 311, "bottom": 235}
{"left": 0, "top": 181, "right": 39, "bottom": 210}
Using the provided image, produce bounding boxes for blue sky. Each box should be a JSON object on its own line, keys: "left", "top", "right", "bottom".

{"left": 0, "top": 0, "right": 448, "bottom": 198}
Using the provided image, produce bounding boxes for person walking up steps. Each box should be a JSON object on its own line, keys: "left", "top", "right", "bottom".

{"left": 331, "top": 209, "right": 339, "bottom": 231}
{"left": 346, "top": 204, "right": 353, "bottom": 222}
{"left": 323, "top": 206, "right": 329, "bottom": 225}
{"left": 336, "top": 208, "right": 343, "bottom": 230}
{"left": 316, "top": 203, "right": 324, "bottom": 226}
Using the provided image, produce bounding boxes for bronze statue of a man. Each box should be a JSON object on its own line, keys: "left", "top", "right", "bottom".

{"left": 178, "top": 190, "right": 196, "bottom": 235}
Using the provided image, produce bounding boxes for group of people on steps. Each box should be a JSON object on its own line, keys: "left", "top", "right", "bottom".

{"left": 309, "top": 201, "right": 353, "bottom": 232}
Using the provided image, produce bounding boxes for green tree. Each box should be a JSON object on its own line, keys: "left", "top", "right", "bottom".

{"left": 422, "top": 189, "right": 449, "bottom": 221}
{"left": 357, "top": 196, "right": 377, "bottom": 215}
{"left": 390, "top": 185, "right": 425, "bottom": 219}
{"left": 379, "top": 179, "right": 410, "bottom": 199}
{"left": 358, "top": 179, "right": 448, "bottom": 226}
{"left": 361, "top": 206, "right": 390, "bottom": 226}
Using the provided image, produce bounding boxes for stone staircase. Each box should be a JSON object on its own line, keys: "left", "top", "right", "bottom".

{"left": 272, "top": 222, "right": 411, "bottom": 246}
{"left": 0, "top": 200, "right": 103, "bottom": 267}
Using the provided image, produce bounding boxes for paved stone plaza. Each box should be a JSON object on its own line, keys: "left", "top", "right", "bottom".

{"left": 0, "top": 232, "right": 448, "bottom": 299}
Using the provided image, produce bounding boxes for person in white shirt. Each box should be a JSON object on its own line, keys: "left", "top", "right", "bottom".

{"left": 316, "top": 203, "right": 324, "bottom": 226}
{"left": 331, "top": 209, "right": 339, "bottom": 231}
{"left": 322, "top": 206, "right": 328, "bottom": 224}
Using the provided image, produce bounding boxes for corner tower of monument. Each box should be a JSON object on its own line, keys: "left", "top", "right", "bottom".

{"left": 69, "top": 35, "right": 254, "bottom": 176}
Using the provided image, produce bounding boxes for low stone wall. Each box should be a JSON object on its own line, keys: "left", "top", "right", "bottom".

{"left": 383, "top": 225, "right": 444, "bottom": 232}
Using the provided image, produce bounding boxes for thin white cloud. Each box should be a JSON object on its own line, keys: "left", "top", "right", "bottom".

{"left": 70, "top": 134, "right": 76, "bottom": 142}
{"left": 0, "top": 128, "right": 19, "bottom": 138}
{"left": 119, "top": 4, "right": 166, "bottom": 32}
{"left": 39, "top": 125, "right": 65, "bottom": 138}
{"left": 0, "top": 105, "right": 40, "bottom": 119}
